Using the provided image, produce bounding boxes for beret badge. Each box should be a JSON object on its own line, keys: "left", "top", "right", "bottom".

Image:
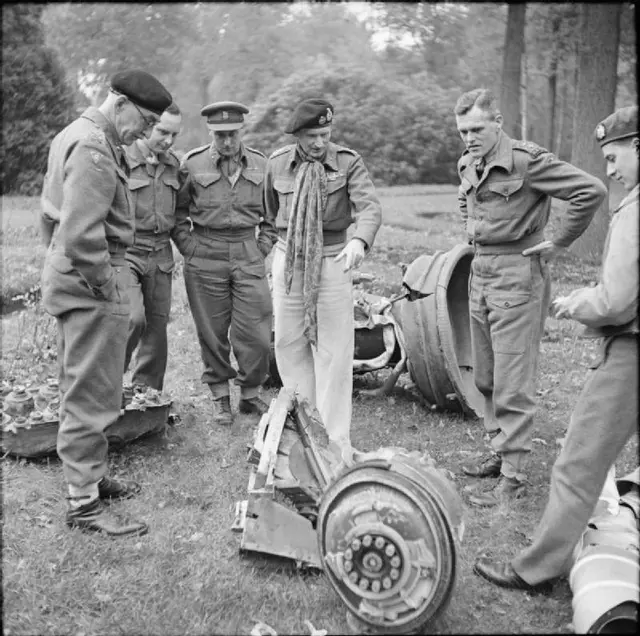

{"left": 326, "top": 108, "right": 333, "bottom": 122}
{"left": 595, "top": 123, "right": 606, "bottom": 141}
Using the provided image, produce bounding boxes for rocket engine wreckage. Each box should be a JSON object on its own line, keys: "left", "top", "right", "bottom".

{"left": 235, "top": 388, "right": 464, "bottom": 634}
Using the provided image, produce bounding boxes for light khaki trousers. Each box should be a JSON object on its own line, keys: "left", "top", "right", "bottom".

{"left": 271, "top": 246, "right": 354, "bottom": 443}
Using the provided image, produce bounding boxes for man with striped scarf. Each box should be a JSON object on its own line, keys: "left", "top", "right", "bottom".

{"left": 263, "top": 98, "right": 382, "bottom": 459}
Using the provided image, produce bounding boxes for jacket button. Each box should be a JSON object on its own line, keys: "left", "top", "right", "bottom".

{"left": 504, "top": 301, "right": 511, "bottom": 307}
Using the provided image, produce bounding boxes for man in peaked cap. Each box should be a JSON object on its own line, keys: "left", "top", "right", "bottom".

{"left": 173, "top": 101, "right": 277, "bottom": 426}
{"left": 263, "top": 97, "right": 382, "bottom": 461}
{"left": 40, "top": 69, "right": 172, "bottom": 537}
{"left": 454, "top": 88, "right": 607, "bottom": 508}
{"left": 474, "top": 105, "right": 638, "bottom": 594}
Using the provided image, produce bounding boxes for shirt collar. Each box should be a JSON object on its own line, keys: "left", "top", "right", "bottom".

{"left": 210, "top": 142, "right": 247, "bottom": 168}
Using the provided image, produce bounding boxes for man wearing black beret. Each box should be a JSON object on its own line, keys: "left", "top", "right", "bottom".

{"left": 40, "top": 69, "right": 172, "bottom": 536}
{"left": 263, "top": 97, "right": 382, "bottom": 460}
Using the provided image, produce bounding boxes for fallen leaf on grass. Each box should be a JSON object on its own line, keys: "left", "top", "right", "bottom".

{"left": 188, "top": 532, "right": 204, "bottom": 542}
{"left": 95, "top": 593, "right": 112, "bottom": 603}
{"left": 220, "top": 458, "right": 230, "bottom": 469}
{"left": 532, "top": 438, "right": 547, "bottom": 446}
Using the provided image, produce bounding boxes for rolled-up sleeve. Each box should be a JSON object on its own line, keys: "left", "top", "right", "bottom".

{"left": 564, "top": 204, "right": 638, "bottom": 326}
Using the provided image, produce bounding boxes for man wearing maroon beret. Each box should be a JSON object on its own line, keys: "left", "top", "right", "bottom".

{"left": 263, "top": 97, "right": 382, "bottom": 459}
{"left": 40, "top": 69, "right": 172, "bottom": 536}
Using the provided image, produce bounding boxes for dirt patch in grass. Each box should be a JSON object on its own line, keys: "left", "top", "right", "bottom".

{"left": 2, "top": 189, "right": 637, "bottom": 635}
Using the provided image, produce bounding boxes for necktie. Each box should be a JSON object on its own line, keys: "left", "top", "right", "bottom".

{"left": 474, "top": 158, "right": 485, "bottom": 179}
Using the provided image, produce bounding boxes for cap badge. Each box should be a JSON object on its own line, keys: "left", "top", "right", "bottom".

{"left": 595, "top": 123, "right": 606, "bottom": 141}
{"left": 326, "top": 108, "right": 333, "bottom": 122}
{"left": 222, "top": 111, "right": 229, "bottom": 120}
{"left": 319, "top": 115, "right": 327, "bottom": 125}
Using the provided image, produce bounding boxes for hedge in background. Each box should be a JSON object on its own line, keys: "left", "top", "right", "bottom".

{"left": 243, "top": 61, "right": 464, "bottom": 186}
{"left": 2, "top": 5, "right": 76, "bottom": 195}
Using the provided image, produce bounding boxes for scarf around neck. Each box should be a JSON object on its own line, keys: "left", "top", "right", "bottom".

{"left": 283, "top": 144, "right": 328, "bottom": 347}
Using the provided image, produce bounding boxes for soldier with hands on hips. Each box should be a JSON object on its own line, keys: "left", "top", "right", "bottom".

{"left": 454, "top": 88, "right": 607, "bottom": 507}
{"left": 263, "top": 98, "right": 382, "bottom": 458}
{"left": 173, "top": 102, "right": 277, "bottom": 426}
{"left": 124, "top": 102, "right": 183, "bottom": 391}
{"left": 474, "top": 105, "right": 638, "bottom": 592}
{"left": 40, "top": 69, "right": 172, "bottom": 536}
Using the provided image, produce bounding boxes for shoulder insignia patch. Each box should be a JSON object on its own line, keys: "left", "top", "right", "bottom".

{"left": 91, "top": 150, "right": 102, "bottom": 165}
{"left": 512, "top": 140, "right": 548, "bottom": 158}
{"left": 89, "top": 129, "right": 106, "bottom": 146}
{"left": 270, "top": 144, "right": 295, "bottom": 159}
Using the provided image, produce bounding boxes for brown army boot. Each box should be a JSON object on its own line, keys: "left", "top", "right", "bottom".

{"left": 238, "top": 396, "right": 269, "bottom": 416}
{"left": 468, "top": 474, "right": 526, "bottom": 508}
{"left": 462, "top": 452, "right": 502, "bottom": 478}
{"left": 212, "top": 395, "right": 234, "bottom": 426}
{"left": 66, "top": 498, "right": 148, "bottom": 536}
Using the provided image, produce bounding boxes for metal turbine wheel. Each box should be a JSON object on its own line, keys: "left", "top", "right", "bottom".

{"left": 317, "top": 452, "right": 464, "bottom": 634}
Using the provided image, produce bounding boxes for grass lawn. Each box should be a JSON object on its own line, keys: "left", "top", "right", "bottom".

{"left": 1, "top": 188, "right": 637, "bottom": 635}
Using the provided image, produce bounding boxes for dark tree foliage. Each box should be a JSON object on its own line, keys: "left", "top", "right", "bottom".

{"left": 1, "top": 4, "right": 76, "bottom": 195}
{"left": 244, "top": 64, "right": 462, "bottom": 186}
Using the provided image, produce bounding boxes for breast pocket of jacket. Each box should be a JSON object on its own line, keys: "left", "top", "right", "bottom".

{"left": 128, "top": 177, "right": 151, "bottom": 218}
{"left": 241, "top": 170, "right": 265, "bottom": 211}
{"left": 483, "top": 178, "right": 524, "bottom": 221}
{"left": 273, "top": 178, "right": 295, "bottom": 223}
{"left": 193, "top": 172, "right": 223, "bottom": 212}
{"left": 324, "top": 174, "right": 348, "bottom": 223}
{"left": 162, "top": 175, "right": 180, "bottom": 213}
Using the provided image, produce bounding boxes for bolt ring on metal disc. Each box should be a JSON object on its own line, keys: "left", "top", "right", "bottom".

{"left": 340, "top": 523, "right": 412, "bottom": 601}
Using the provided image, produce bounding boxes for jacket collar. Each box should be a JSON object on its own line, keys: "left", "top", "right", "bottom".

{"left": 614, "top": 184, "right": 639, "bottom": 214}
{"left": 288, "top": 142, "right": 339, "bottom": 172}
{"left": 461, "top": 131, "right": 513, "bottom": 186}
{"left": 126, "top": 139, "right": 177, "bottom": 169}
{"left": 81, "top": 107, "right": 121, "bottom": 150}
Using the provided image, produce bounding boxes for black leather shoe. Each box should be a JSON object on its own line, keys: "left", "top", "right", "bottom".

{"left": 238, "top": 396, "right": 269, "bottom": 416}
{"left": 468, "top": 475, "right": 526, "bottom": 507}
{"left": 98, "top": 476, "right": 141, "bottom": 500}
{"left": 462, "top": 453, "right": 502, "bottom": 478}
{"left": 213, "top": 395, "right": 234, "bottom": 426}
{"left": 66, "top": 498, "right": 148, "bottom": 537}
{"left": 473, "top": 556, "right": 553, "bottom": 594}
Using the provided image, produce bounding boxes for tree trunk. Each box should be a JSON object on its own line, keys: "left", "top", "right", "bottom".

{"left": 521, "top": 52, "right": 528, "bottom": 141}
{"left": 500, "top": 3, "right": 526, "bottom": 138}
{"left": 569, "top": 3, "right": 621, "bottom": 262}
{"left": 547, "top": 16, "right": 560, "bottom": 150}
{"left": 554, "top": 66, "right": 566, "bottom": 157}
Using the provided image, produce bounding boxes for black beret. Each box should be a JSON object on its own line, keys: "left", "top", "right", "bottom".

{"left": 201, "top": 101, "right": 249, "bottom": 131}
{"left": 110, "top": 69, "right": 172, "bottom": 116}
{"left": 595, "top": 106, "right": 638, "bottom": 147}
{"left": 284, "top": 98, "right": 334, "bottom": 134}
